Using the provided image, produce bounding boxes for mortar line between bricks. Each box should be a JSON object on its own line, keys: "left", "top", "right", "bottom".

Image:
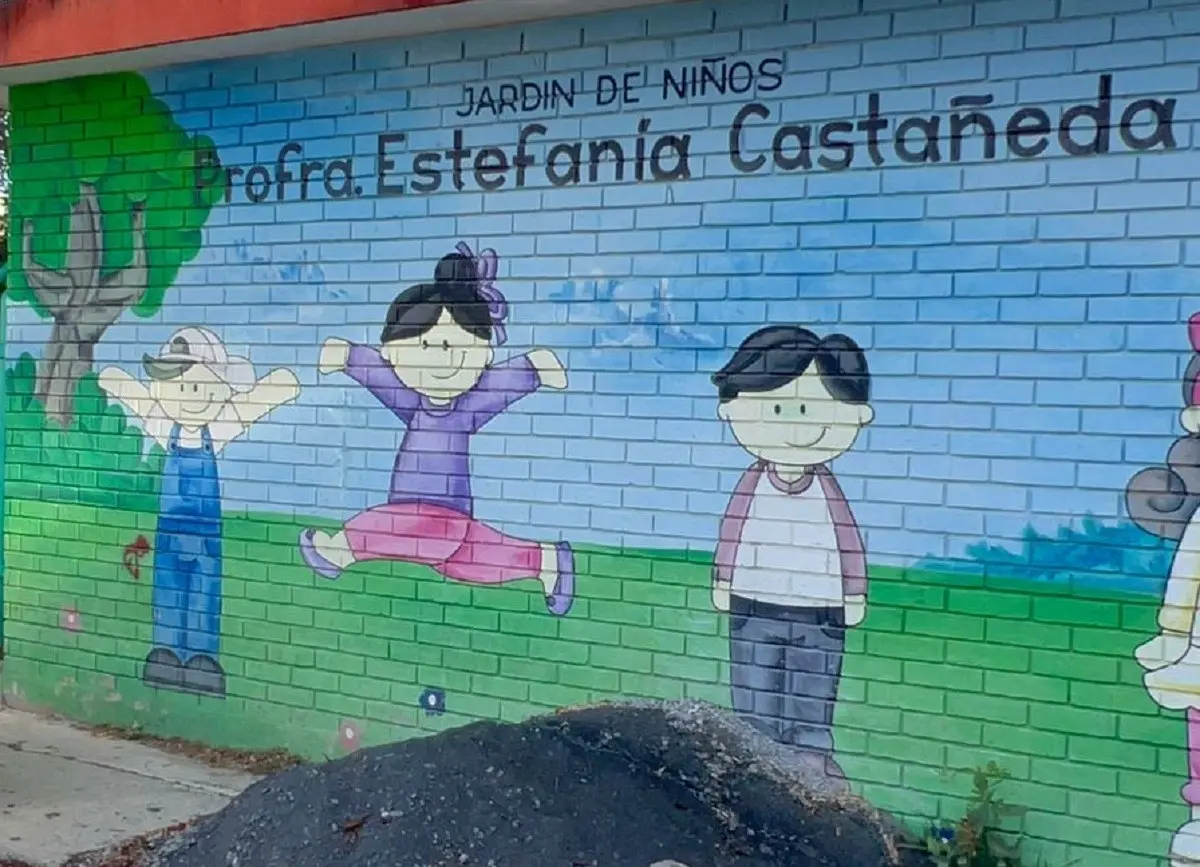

{"left": 0, "top": 741, "right": 252, "bottom": 799}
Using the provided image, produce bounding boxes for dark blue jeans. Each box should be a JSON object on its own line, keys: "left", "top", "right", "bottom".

{"left": 728, "top": 594, "right": 846, "bottom": 754}
{"left": 152, "top": 522, "right": 222, "bottom": 661}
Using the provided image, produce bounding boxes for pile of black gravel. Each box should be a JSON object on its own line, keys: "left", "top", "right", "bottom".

{"left": 158, "top": 703, "right": 931, "bottom": 867}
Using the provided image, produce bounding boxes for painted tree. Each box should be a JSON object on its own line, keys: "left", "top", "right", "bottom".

{"left": 8, "top": 73, "right": 223, "bottom": 426}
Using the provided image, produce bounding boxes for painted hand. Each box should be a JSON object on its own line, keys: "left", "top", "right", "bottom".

{"left": 844, "top": 594, "right": 867, "bottom": 627}
{"left": 319, "top": 338, "right": 351, "bottom": 375}
{"left": 97, "top": 366, "right": 131, "bottom": 397}
{"left": 527, "top": 348, "right": 567, "bottom": 389}
{"left": 1136, "top": 630, "right": 1191, "bottom": 672}
{"left": 1183, "top": 406, "right": 1200, "bottom": 435}
{"left": 233, "top": 367, "right": 303, "bottom": 426}
{"left": 711, "top": 574, "right": 731, "bottom": 613}
{"left": 265, "top": 367, "right": 302, "bottom": 404}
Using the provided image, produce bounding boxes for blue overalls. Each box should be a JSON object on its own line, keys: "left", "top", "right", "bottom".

{"left": 152, "top": 424, "right": 223, "bottom": 662}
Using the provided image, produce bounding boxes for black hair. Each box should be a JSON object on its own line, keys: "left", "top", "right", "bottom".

{"left": 712, "top": 325, "right": 870, "bottom": 405}
{"left": 1125, "top": 353, "right": 1200, "bottom": 541}
{"left": 379, "top": 252, "right": 493, "bottom": 345}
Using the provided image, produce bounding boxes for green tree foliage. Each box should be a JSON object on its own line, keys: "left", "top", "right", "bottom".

{"left": 6, "top": 72, "right": 223, "bottom": 424}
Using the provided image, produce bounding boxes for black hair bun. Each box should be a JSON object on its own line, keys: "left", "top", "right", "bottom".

{"left": 434, "top": 252, "right": 478, "bottom": 287}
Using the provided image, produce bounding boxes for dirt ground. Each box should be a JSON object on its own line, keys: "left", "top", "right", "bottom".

{"left": 60, "top": 825, "right": 191, "bottom": 867}
{"left": 57, "top": 703, "right": 933, "bottom": 867}
{"left": 155, "top": 703, "right": 930, "bottom": 867}
{"left": 81, "top": 725, "right": 305, "bottom": 777}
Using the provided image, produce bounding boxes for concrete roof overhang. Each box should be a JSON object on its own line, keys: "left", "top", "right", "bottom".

{"left": 0, "top": 0, "right": 677, "bottom": 104}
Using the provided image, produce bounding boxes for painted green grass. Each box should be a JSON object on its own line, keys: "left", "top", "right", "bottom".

{"left": 1, "top": 498, "right": 1186, "bottom": 865}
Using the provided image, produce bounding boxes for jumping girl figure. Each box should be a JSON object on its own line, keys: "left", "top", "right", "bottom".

{"left": 299, "top": 243, "right": 576, "bottom": 616}
{"left": 1126, "top": 312, "right": 1200, "bottom": 867}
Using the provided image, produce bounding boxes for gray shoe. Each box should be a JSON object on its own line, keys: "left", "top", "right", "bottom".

{"left": 143, "top": 648, "right": 184, "bottom": 689}
{"left": 183, "top": 655, "right": 227, "bottom": 698}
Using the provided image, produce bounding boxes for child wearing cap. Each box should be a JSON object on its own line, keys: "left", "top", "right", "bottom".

{"left": 98, "top": 326, "right": 300, "bottom": 697}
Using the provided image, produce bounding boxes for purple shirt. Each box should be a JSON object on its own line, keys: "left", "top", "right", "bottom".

{"left": 345, "top": 344, "right": 540, "bottom": 516}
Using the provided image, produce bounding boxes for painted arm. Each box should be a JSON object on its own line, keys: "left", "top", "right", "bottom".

{"left": 816, "top": 466, "right": 868, "bottom": 626}
{"left": 231, "top": 368, "right": 301, "bottom": 427}
{"left": 713, "top": 462, "right": 764, "bottom": 588}
{"left": 459, "top": 353, "right": 552, "bottom": 430}
{"left": 97, "top": 366, "right": 154, "bottom": 422}
{"left": 816, "top": 466, "right": 868, "bottom": 600}
{"left": 330, "top": 340, "right": 419, "bottom": 424}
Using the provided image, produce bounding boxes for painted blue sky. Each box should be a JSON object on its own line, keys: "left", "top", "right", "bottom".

{"left": 7, "top": 2, "right": 1199, "bottom": 572}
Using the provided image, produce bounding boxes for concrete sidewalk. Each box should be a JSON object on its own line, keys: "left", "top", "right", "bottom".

{"left": 0, "top": 710, "right": 259, "bottom": 866}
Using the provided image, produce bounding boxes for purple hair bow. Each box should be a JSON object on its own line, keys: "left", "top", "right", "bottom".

{"left": 456, "top": 240, "right": 508, "bottom": 347}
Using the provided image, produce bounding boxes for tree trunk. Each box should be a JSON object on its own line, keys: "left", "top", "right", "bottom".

{"left": 36, "top": 308, "right": 123, "bottom": 427}
{"left": 22, "top": 183, "right": 148, "bottom": 427}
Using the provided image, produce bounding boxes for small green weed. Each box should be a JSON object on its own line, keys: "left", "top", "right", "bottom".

{"left": 921, "top": 762, "right": 1078, "bottom": 867}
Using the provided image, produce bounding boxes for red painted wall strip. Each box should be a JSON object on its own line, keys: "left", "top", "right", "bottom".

{"left": 0, "top": 0, "right": 467, "bottom": 68}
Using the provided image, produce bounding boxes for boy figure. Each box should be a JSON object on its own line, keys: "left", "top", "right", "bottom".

{"left": 99, "top": 326, "right": 300, "bottom": 697}
{"left": 711, "top": 325, "right": 873, "bottom": 785}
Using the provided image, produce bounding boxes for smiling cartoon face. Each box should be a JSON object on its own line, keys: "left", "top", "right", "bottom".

{"left": 150, "top": 364, "right": 234, "bottom": 426}
{"left": 718, "top": 365, "right": 873, "bottom": 467}
{"left": 382, "top": 310, "right": 494, "bottom": 401}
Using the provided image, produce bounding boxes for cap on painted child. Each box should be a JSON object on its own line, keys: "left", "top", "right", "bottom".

{"left": 142, "top": 326, "right": 256, "bottom": 427}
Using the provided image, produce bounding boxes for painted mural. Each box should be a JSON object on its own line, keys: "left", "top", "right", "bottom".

{"left": 1125, "top": 316, "right": 1200, "bottom": 866}
{"left": 300, "top": 245, "right": 575, "bottom": 614}
{"left": 3, "top": 2, "right": 1200, "bottom": 865}
{"left": 711, "top": 326, "right": 872, "bottom": 789}
{"left": 98, "top": 328, "right": 300, "bottom": 695}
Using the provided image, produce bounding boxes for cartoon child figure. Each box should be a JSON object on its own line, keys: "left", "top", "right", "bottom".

{"left": 711, "top": 325, "right": 873, "bottom": 785}
{"left": 299, "top": 243, "right": 576, "bottom": 615}
{"left": 99, "top": 327, "right": 301, "bottom": 696}
{"left": 1126, "top": 313, "right": 1200, "bottom": 866}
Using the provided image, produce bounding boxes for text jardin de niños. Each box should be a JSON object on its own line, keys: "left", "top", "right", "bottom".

{"left": 197, "top": 61, "right": 1177, "bottom": 204}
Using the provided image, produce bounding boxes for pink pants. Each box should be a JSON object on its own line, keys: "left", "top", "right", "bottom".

{"left": 1186, "top": 709, "right": 1200, "bottom": 807}
{"left": 344, "top": 502, "right": 542, "bottom": 585}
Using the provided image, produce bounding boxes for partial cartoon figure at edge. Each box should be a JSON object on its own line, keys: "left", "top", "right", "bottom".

{"left": 299, "top": 242, "right": 576, "bottom": 616}
{"left": 1125, "top": 312, "right": 1200, "bottom": 867}
{"left": 99, "top": 327, "right": 301, "bottom": 697}
{"left": 711, "top": 325, "right": 873, "bottom": 790}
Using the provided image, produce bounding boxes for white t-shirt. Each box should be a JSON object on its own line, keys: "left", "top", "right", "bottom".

{"left": 732, "top": 470, "right": 843, "bottom": 608}
{"left": 139, "top": 402, "right": 248, "bottom": 454}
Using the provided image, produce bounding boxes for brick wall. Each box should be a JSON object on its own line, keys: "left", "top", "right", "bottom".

{"left": 4, "top": 1, "right": 1200, "bottom": 864}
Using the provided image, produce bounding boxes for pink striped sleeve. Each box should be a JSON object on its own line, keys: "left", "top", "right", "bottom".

{"left": 816, "top": 466, "right": 868, "bottom": 598}
{"left": 714, "top": 461, "right": 764, "bottom": 585}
